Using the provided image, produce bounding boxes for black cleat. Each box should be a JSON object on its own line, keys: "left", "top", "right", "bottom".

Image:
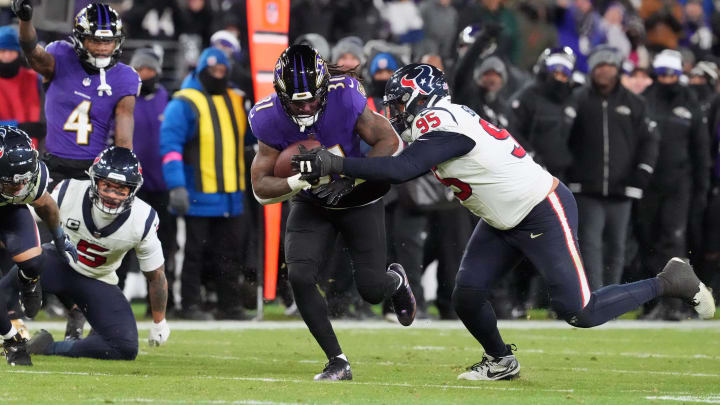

{"left": 313, "top": 357, "right": 352, "bottom": 381}
{"left": 64, "top": 307, "right": 86, "bottom": 341}
{"left": 387, "top": 263, "right": 416, "bottom": 326}
{"left": 18, "top": 272, "right": 42, "bottom": 319}
{"left": 3, "top": 333, "right": 32, "bottom": 366}
{"left": 26, "top": 329, "right": 54, "bottom": 355}
{"left": 657, "top": 257, "right": 716, "bottom": 319}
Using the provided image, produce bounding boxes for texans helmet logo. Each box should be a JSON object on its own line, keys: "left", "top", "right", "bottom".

{"left": 400, "top": 65, "right": 436, "bottom": 95}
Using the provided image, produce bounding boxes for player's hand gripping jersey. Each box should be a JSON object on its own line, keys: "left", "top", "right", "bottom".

{"left": 249, "top": 74, "right": 389, "bottom": 208}
{"left": 50, "top": 179, "right": 163, "bottom": 284}
{"left": 412, "top": 100, "right": 553, "bottom": 229}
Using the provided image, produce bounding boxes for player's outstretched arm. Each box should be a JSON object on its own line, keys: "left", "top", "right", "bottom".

{"left": 13, "top": 0, "right": 55, "bottom": 80}
{"left": 31, "top": 192, "right": 78, "bottom": 262}
{"left": 143, "top": 265, "right": 168, "bottom": 324}
{"left": 114, "top": 96, "right": 136, "bottom": 149}
{"left": 251, "top": 141, "right": 312, "bottom": 204}
{"left": 144, "top": 265, "right": 170, "bottom": 346}
{"left": 355, "top": 106, "right": 402, "bottom": 157}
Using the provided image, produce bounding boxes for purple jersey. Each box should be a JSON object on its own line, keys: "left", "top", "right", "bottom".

{"left": 249, "top": 75, "right": 390, "bottom": 207}
{"left": 249, "top": 75, "right": 367, "bottom": 156}
{"left": 44, "top": 41, "right": 141, "bottom": 160}
{"left": 133, "top": 86, "right": 169, "bottom": 192}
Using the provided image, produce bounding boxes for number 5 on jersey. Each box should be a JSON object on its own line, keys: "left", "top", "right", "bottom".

{"left": 64, "top": 100, "right": 93, "bottom": 145}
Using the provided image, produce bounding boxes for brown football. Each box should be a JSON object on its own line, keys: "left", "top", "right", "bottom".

{"left": 274, "top": 139, "right": 322, "bottom": 178}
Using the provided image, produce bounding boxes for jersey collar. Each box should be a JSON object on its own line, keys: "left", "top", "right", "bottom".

{"left": 82, "top": 191, "right": 131, "bottom": 238}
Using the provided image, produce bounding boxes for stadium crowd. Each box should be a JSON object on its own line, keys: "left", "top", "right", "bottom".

{"left": 1, "top": 0, "right": 719, "bottom": 328}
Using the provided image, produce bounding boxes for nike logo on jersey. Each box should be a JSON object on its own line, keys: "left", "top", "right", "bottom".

{"left": 530, "top": 233, "right": 543, "bottom": 239}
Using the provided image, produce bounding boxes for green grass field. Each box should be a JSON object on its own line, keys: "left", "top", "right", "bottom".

{"left": 1, "top": 319, "right": 719, "bottom": 404}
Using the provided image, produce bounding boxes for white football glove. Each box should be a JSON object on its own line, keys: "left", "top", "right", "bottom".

{"left": 148, "top": 319, "right": 170, "bottom": 346}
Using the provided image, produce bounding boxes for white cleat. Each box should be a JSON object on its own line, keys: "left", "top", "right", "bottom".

{"left": 657, "top": 257, "right": 716, "bottom": 319}
{"left": 458, "top": 345, "right": 520, "bottom": 381}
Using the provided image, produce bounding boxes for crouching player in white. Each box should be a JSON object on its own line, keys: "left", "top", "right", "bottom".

{"left": 293, "top": 63, "right": 716, "bottom": 381}
{"left": 0, "top": 146, "right": 170, "bottom": 361}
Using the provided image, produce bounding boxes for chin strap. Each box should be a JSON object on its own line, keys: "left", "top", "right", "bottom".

{"left": 97, "top": 68, "right": 112, "bottom": 96}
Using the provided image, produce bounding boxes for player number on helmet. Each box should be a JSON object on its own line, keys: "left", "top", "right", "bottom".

{"left": 63, "top": 101, "right": 93, "bottom": 145}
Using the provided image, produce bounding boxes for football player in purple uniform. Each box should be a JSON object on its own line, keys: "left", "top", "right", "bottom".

{"left": 249, "top": 45, "right": 415, "bottom": 381}
{"left": 12, "top": 1, "right": 140, "bottom": 187}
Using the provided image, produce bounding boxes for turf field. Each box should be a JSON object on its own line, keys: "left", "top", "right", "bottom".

{"left": 1, "top": 319, "right": 719, "bottom": 404}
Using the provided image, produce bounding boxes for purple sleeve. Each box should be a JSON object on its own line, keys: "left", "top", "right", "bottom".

{"left": 116, "top": 65, "right": 141, "bottom": 98}
{"left": 45, "top": 41, "right": 66, "bottom": 79}
{"left": 341, "top": 76, "right": 367, "bottom": 123}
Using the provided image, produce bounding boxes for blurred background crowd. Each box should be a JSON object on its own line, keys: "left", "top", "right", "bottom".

{"left": 2, "top": 0, "right": 720, "bottom": 323}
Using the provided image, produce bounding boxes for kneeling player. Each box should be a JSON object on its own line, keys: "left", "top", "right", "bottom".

{"left": 0, "top": 126, "right": 78, "bottom": 366}
{"left": 0, "top": 146, "right": 170, "bottom": 362}
{"left": 293, "top": 63, "right": 716, "bottom": 381}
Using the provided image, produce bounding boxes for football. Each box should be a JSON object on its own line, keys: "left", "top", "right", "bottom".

{"left": 274, "top": 139, "right": 322, "bottom": 178}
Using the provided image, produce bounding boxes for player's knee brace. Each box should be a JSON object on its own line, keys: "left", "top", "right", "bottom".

{"left": 17, "top": 254, "right": 45, "bottom": 280}
{"left": 452, "top": 286, "right": 491, "bottom": 315}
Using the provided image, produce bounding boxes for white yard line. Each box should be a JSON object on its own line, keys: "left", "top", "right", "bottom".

{"left": 26, "top": 319, "right": 720, "bottom": 331}
{"left": 645, "top": 395, "right": 720, "bottom": 403}
{"left": 1, "top": 369, "right": 573, "bottom": 393}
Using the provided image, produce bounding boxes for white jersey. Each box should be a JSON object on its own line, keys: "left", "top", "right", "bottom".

{"left": 413, "top": 99, "right": 553, "bottom": 230}
{"left": 50, "top": 179, "right": 164, "bottom": 285}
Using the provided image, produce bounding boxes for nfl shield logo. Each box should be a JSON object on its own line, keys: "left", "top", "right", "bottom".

{"left": 265, "top": 2, "right": 279, "bottom": 24}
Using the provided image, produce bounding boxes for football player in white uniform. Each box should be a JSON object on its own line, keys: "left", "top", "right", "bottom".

{"left": 0, "top": 146, "right": 170, "bottom": 361}
{"left": 0, "top": 126, "right": 78, "bottom": 366}
{"left": 293, "top": 63, "right": 716, "bottom": 381}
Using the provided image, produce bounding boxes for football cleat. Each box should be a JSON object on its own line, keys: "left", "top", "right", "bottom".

{"left": 657, "top": 257, "right": 716, "bottom": 319}
{"left": 387, "top": 263, "right": 416, "bottom": 326}
{"left": 313, "top": 357, "right": 352, "bottom": 381}
{"left": 3, "top": 333, "right": 32, "bottom": 366}
{"left": 64, "top": 307, "right": 86, "bottom": 341}
{"left": 458, "top": 344, "right": 520, "bottom": 381}
{"left": 26, "top": 329, "right": 54, "bottom": 355}
{"left": 18, "top": 271, "right": 42, "bottom": 319}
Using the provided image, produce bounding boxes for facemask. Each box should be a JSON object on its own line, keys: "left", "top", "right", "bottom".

{"left": 657, "top": 82, "right": 680, "bottom": 98}
{"left": 0, "top": 58, "right": 21, "bottom": 78}
{"left": 199, "top": 69, "right": 228, "bottom": 95}
{"left": 140, "top": 76, "right": 159, "bottom": 96}
{"left": 370, "top": 79, "right": 388, "bottom": 98}
{"left": 545, "top": 77, "right": 572, "bottom": 100}
{"left": 690, "top": 84, "right": 712, "bottom": 101}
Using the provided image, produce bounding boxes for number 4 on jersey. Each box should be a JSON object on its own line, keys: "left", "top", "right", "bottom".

{"left": 64, "top": 100, "right": 93, "bottom": 145}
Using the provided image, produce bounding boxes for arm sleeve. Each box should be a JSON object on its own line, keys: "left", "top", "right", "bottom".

{"left": 135, "top": 215, "right": 165, "bottom": 272}
{"left": 691, "top": 106, "right": 711, "bottom": 192}
{"left": 342, "top": 131, "right": 476, "bottom": 183}
{"left": 160, "top": 99, "right": 195, "bottom": 190}
{"left": 633, "top": 101, "right": 659, "bottom": 173}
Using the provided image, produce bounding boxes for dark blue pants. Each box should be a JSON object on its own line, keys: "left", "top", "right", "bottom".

{"left": 453, "top": 183, "right": 660, "bottom": 357}
{"left": 0, "top": 204, "right": 40, "bottom": 257}
{"left": 0, "top": 245, "right": 138, "bottom": 360}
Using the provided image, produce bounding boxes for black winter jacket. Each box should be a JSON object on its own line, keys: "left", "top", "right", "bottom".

{"left": 565, "top": 82, "right": 659, "bottom": 199}
{"left": 642, "top": 83, "right": 710, "bottom": 194}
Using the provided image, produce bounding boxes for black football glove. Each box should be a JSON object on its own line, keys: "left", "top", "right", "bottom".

{"left": 12, "top": 0, "right": 33, "bottom": 21}
{"left": 291, "top": 146, "right": 344, "bottom": 183}
{"left": 312, "top": 177, "right": 355, "bottom": 206}
{"left": 51, "top": 227, "right": 78, "bottom": 263}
